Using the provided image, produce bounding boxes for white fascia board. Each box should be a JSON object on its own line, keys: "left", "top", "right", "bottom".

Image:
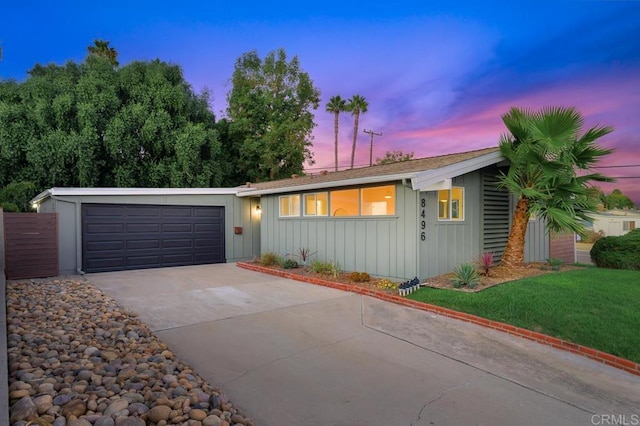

{"left": 412, "top": 151, "right": 504, "bottom": 191}
{"left": 415, "top": 179, "right": 452, "bottom": 192}
{"left": 30, "top": 187, "right": 251, "bottom": 204}
{"left": 236, "top": 172, "right": 417, "bottom": 197}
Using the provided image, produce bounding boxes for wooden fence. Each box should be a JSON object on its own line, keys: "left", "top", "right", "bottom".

{"left": 3, "top": 212, "right": 58, "bottom": 280}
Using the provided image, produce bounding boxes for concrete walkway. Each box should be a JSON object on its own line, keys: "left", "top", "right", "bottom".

{"left": 88, "top": 264, "right": 640, "bottom": 426}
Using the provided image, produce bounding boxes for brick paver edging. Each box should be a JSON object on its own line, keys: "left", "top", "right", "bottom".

{"left": 236, "top": 262, "right": 640, "bottom": 377}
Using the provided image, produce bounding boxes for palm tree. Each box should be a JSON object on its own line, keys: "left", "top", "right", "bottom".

{"left": 498, "top": 106, "right": 613, "bottom": 267}
{"left": 87, "top": 39, "right": 119, "bottom": 66}
{"left": 326, "top": 95, "right": 347, "bottom": 171}
{"left": 346, "top": 95, "right": 368, "bottom": 169}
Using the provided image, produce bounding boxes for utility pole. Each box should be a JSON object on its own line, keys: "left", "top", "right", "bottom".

{"left": 363, "top": 129, "right": 382, "bottom": 166}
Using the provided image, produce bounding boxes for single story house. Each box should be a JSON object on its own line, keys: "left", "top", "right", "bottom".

{"left": 586, "top": 209, "right": 640, "bottom": 237}
{"left": 31, "top": 147, "right": 550, "bottom": 279}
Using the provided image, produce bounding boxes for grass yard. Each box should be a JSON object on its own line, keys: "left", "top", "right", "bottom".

{"left": 408, "top": 268, "right": 640, "bottom": 363}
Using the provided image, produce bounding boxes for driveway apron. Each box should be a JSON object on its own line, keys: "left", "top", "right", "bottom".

{"left": 88, "top": 264, "right": 640, "bottom": 426}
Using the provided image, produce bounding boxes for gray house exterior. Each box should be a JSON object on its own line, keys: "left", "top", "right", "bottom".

{"left": 31, "top": 147, "right": 549, "bottom": 279}
{"left": 31, "top": 188, "right": 261, "bottom": 275}
{"left": 238, "top": 148, "right": 548, "bottom": 280}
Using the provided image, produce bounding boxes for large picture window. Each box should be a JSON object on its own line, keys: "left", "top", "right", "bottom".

{"left": 361, "top": 185, "right": 395, "bottom": 216}
{"left": 279, "top": 195, "right": 300, "bottom": 217}
{"left": 304, "top": 192, "right": 328, "bottom": 216}
{"left": 330, "top": 189, "right": 359, "bottom": 216}
{"left": 438, "top": 187, "right": 464, "bottom": 221}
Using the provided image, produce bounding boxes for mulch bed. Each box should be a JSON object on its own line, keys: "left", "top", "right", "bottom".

{"left": 251, "top": 262, "right": 586, "bottom": 294}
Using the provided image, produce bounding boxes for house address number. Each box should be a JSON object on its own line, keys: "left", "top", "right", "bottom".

{"left": 420, "top": 198, "right": 426, "bottom": 241}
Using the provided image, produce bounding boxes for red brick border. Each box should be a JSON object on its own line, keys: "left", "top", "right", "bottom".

{"left": 237, "top": 262, "right": 640, "bottom": 377}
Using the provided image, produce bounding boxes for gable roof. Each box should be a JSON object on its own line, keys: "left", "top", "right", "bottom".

{"left": 237, "top": 147, "right": 503, "bottom": 196}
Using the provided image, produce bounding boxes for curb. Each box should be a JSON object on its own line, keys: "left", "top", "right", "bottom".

{"left": 237, "top": 262, "right": 640, "bottom": 377}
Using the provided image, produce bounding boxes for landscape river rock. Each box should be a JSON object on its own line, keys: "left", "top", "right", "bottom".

{"left": 6, "top": 278, "right": 255, "bottom": 426}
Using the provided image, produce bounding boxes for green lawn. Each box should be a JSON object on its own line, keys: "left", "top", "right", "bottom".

{"left": 408, "top": 268, "right": 640, "bottom": 363}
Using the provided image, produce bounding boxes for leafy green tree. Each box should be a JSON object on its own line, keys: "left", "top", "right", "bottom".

{"left": 498, "top": 106, "right": 613, "bottom": 267}
{"left": 87, "top": 39, "right": 119, "bottom": 66}
{"left": 0, "top": 43, "right": 222, "bottom": 195}
{"left": 376, "top": 150, "right": 414, "bottom": 165}
{"left": 325, "top": 95, "right": 347, "bottom": 171}
{"left": 604, "top": 189, "right": 636, "bottom": 209}
{"left": 227, "top": 48, "right": 320, "bottom": 182}
{"left": 346, "top": 95, "right": 368, "bottom": 169}
{"left": 0, "top": 181, "right": 35, "bottom": 212}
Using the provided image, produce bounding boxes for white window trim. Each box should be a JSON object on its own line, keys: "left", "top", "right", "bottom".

{"left": 437, "top": 186, "right": 465, "bottom": 221}
{"left": 279, "top": 194, "right": 300, "bottom": 217}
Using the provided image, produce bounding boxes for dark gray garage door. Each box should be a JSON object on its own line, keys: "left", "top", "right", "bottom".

{"left": 82, "top": 204, "right": 225, "bottom": 273}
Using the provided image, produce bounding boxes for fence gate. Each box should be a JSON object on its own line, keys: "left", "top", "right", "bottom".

{"left": 3, "top": 212, "right": 58, "bottom": 280}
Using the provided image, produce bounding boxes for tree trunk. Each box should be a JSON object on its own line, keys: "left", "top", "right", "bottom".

{"left": 334, "top": 111, "right": 339, "bottom": 172}
{"left": 350, "top": 112, "right": 359, "bottom": 169}
{"left": 501, "top": 196, "right": 529, "bottom": 267}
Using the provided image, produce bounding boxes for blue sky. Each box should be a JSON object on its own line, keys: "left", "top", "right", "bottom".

{"left": 2, "top": 1, "right": 639, "bottom": 202}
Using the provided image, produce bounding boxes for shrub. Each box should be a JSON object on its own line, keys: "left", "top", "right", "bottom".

{"left": 348, "top": 272, "right": 371, "bottom": 282}
{"left": 376, "top": 279, "right": 399, "bottom": 290}
{"left": 591, "top": 229, "right": 640, "bottom": 270}
{"left": 260, "top": 252, "right": 279, "bottom": 266}
{"left": 476, "top": 252, "right": 494, "bottom": 276}
{"left": 281, "top": 258, "right": 298, "bottom": 269}
{"left": 547, "top": 258, "right": 563, "bottom": 270}
{"left": 451, "top": 263, "right": 480, "bottom": 289}
{"left": 310, "top": 260, "right": 334, "bottom": 274}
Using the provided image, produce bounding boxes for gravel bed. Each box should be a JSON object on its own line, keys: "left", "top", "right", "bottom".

{"left": 6, "top": 278, "right": 255, "bottom": 426}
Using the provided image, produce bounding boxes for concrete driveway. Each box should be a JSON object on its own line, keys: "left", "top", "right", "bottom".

{"left": 88, "top": 264, "right": 639, "bottom": 426}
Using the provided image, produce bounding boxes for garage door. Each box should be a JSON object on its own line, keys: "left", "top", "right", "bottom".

{"left": 82, "top": 204, "right": 225, "bottom": 273}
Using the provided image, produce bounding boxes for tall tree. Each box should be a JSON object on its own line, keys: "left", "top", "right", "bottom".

{"left": 346, "top": 95, "right": 368, "bottom": 169}
{"left": 604, "top": 189, "right": 636, "bottom": 209}
{"left": 227, "top": 48, "right": 320, "bottom": 181}
{"left": 325, "top": 95, "right": 347, "bottom": 172}
{"left": 87, "top": 39, "right": 119, "bottom": 66}
{"left": 0, "top": 44, "right": 222, "bottom": 194}
{"left": 376, "top": 150, "right": 414, "bottom": 165}
{"left": 498, "top": 106, "right": 613, "bottom": 267}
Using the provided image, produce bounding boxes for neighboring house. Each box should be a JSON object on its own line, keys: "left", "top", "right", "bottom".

{"left": 31, "top": 147, "right": 550, "bottom": 279}
{"left": 586, "top": 209, "right": 640, "bottom": 237}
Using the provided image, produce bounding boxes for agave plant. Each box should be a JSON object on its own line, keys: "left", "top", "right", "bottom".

{"left": 451, "top": 263, "right": 480, "bottom": 289}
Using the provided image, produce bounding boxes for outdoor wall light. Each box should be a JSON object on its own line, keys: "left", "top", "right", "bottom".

{"left": 255, "top": 204, "right": 262, "bottom": 213}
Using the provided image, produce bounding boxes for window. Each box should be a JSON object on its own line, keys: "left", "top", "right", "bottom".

{"left": 330, "top": 189, "right": 359, "bottom": 216}
{"left": 438, "top": 187, "right": 464, "bottom": 221}
{"left": 279, "top": 195, "right": 300, "bottom": 217}
{"left": 623, "top": 221, "right": 636, "bottom": 231}
{"left": 361, "top": 185, "right": 395, "bottom": 216}
{"left": 304, "top": 192, "right": 328, "bottom": 216}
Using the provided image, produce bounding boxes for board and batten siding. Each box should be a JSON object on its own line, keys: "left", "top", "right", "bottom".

{"left": 260, "top": 183, "right": 419, "bottom": 280}
{"left": 38, "top": 194, "right": 259, "bottom": 275}
{"left": 420, "top": 171, "right": 482, "bottom": 279}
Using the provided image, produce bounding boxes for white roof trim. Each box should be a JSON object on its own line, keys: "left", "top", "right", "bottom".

{"left": 240, "top": 151, "right": 505, "bottom": 197}
{"left": 411, "top": 151, "right": 504, "bottom": 191}
{"left": 30, "top": 187, "right": 252, "bottom": 205}
{"left": 236, "top": 172, "right": 418, "bottom": 197}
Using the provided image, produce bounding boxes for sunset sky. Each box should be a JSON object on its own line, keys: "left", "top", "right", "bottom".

{"left": 2, "top": 1, "right": 639, "bottom": 203}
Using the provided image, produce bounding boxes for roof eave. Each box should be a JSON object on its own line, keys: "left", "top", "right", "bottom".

{"left": 30, "top": 187, "right": 252, "bottom": 205}
{"left": 411, "top": 151, "right": 505, "bottom": 191}
{"left": 236, "top": 172, "right": 418, "bottom": 197}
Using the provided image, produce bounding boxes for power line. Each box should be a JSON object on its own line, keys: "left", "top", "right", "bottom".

{"left": 591, "top": 164, "right": 640, "bottom": 168}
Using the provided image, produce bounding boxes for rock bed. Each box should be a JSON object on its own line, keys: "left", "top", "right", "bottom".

{"left": 6, "top": 278, "right": 255, "bottom": 426}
